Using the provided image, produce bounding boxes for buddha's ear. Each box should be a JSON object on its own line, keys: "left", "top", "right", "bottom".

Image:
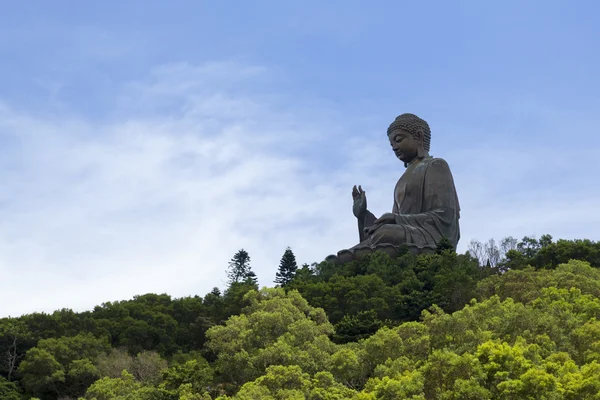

{"left": 415, "top": 128, "right": 426, "bottom": 158}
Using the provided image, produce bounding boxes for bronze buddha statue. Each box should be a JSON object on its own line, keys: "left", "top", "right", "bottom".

{"left": 328, "top": 113, "right": 461, "bottom": 263}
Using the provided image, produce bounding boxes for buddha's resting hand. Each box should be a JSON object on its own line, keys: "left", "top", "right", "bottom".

{"left": 374, "top": 212, "right": 396, "bottom": 225}
{"left": 365, "top": 212, "right": 396, "bottom": 235}
{"left": 352, "top": 185, "right": 367, "bottom": 218}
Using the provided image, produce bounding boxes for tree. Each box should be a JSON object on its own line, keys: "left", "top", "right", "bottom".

{"left": 161, "top": 356, "right": 214, "bottom": 393}
{"left": 243, "top": 270, "right": 258, "bottom": 285}
{"left": 500, "top": 236, "right": 518, "bottom": 257}
{"left": 274, "top": 247, "right": 298, "bottom": 287}
{"left": 227, "top": 249, "right": 255, "bottom": 285}
{"left": 468, "top": 237, "right": 521, "bottom": 270}
{"left": 0, "top": 319, "right": 31, "bottom": 380}
{"left": 484, "top": 239, "right": 501, "bottom": 268}
{"left": 436, "top": 236, "right": 455, "bottom": 254}
{"left": 130, "top": 350, "right": 167, "bottom": 385}
{"left": 83, "top": 370, "right": 142, "bottom": 400}
{"left": 333, "top": 310, "right": 383, "bottom": 343}
{"left": 18, "top": 333, "right": 110, "bottom": 398}
{"left": 205, "top": 288, "right": 336, "bottom": 389}
{"left": 0, "top": 377, "right": 21, "bottom": 400}
{"left": 18, "top": 347, "right": 65, "bottom": 397}
{"left": 233, "top": 366, "right": 357, "bottom": 399}
{"left": 517, "top": 236, "right": 541, "bottom": 259}
{"left": 468, "top": 239, "right": 486, "bottom": 266}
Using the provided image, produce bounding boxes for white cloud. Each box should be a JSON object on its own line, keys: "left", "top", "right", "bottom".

{"left": 1, "top": 62, "right": 599, "bottom": 317}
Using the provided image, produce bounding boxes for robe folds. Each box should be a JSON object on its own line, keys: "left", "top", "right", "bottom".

{"left": 360, "top": 156, "right": 460, "bottom": 252}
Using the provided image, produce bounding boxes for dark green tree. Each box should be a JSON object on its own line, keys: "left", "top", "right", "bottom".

{"left": 0, "top": 377, "right": 20, "bottom": 400}
{"left": 0, "top": 318, "right": 31, "bottom": 380}
{"left": 274, "top": 247, "right": 298, "bottom": 287}
{"left": 435, "top": 236, "right": 455, "bottom": 254}
{"left": 333, "top": 310, "right": 384, "bottom": 343}
{"left": 244, "top": 270, "right": 258, "bottom": 285}
{"left": 226, "top": 249, "right": 254, "bottom": 285}
{"left": 517, "top": 236, "right": 541, "bottom": 259}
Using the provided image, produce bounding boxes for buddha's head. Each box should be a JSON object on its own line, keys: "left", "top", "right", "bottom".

{"left": 387, "top": 113, "right": 431, "bottom": 166}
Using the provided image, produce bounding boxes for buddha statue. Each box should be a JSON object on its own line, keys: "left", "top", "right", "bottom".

{"left": 328, "top": 113, "right": 461, "bottom": 264}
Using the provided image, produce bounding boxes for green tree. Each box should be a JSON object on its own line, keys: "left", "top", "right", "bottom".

{"left": 83, "top": 370, "right": 143, "bottom": 400}
{"left": 6, "top": 232, "right": 600, "bottom": 399}
{"left": 435, "top": 236, "right": 455, "bottom": 254}
{"left": 275, "top": 247, "right": 298, "bottom": 287}
{"left": 230, "top": 365, "right": 357, "bottom": 400}
{"left": 161, "top": 356, "right": 214, "bottom": 394}
{"left": 205, "top": 288, "right": 336, "bottom": 391}
{"left": 0, "top": 376, "right": 21, "bottom": 400}
{"left": 18, "top": 333, "right": 110, "bottom": 398}
{"left": 0, "top": 318, "right": 31, "bottom": 380}
{"left": 333, "top": 310, "right": 384, "bottom": 343}
{"left": 219, "top": 284, "right": 253, "bottom": 320}
{"left": 518, "top": 236, "right": 542, "bottom": 259}
{"left": 227, "top": 249, "right": 255, "bottom": 285}
{"left": 67, "top": 358, "right": 100, "bottom": 397}
{"left": 18, "top": 347, "right": 65, "bottom": 398}
{"left": 432, "top": 251, "right": 482, "bottom": 312}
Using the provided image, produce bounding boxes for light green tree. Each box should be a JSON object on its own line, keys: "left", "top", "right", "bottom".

{"left": 205, "top": 288, "right": 336, "bottom": 389}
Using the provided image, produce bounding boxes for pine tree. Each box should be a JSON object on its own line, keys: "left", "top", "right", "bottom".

{"left": 227, "top": 249, "right": 255, "bottom": 284}
{"left": 244, "top": 269, "right": 258, "bottom": 285}
{"left": 274, "top": 247, "right": 298, "bottom": 287}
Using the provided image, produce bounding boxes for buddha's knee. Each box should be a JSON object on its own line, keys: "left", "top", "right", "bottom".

{"left": 371, "top": 224, "right": 406, "bottom": 244}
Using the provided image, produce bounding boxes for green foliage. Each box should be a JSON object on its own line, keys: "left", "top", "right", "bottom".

{"left": 161, "top": 356, "right": 214, "bottom": 393}
{"left": 226, "top": 365, "right": 358, "bottom": 400}
{"left": 18, "top": 333, "right": 109, "bottom": 398}
{"left": 220, "top": 281, "right": 259, "bottom": 320}
{"left": 18, "top": 347, "right": 65, "bottom": 398}
{"left": 498, "top": 236, "right": 600, "bottom": 271}
{"left": 4, "top": 233, "right": 600, "bottom": 399}
{"left": 0, "top": 318, "right": 31, "bottom": 380}
{"left": 436, "top": 236, "right": 456, "bottom": 254}
{"left": 289, "top": 249, "right": 486, "bottom": 342}
{"left": 275, "top": 247, "right": 299, "bottom": 287}
{"left": 227, "top": 249, "right": 256, "bottom": 285}
{"left": 468, "top": 235, "right": 600, "bottom": 273}
{"left": 205, "top": 288, "right": 336, "bottom": 391}
{"left": 0, "top": 376, "right": 21, "bottom": 400}
{"left": 83, "top": 370, "right": 145, "bottom": 400}
{"left": 333, "top": 310, "right": 384, "bottom": 343}
{"left": 476, "top": 260, "right": 600, "bottom": 304}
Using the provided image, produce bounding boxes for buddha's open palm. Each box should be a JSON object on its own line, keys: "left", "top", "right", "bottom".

{"left": 352, "top": 185, "right": 367, "bottom": 218}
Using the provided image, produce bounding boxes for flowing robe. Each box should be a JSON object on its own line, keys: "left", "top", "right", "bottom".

{"left": 356, "top": 156, "right": 460, "bottom": 252}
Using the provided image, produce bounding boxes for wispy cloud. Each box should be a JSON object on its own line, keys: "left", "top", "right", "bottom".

{"left": 1, "top": 61, "right": 599, "bottom": 317}
{"left": 0, "top": 62, "right": 357, "bottom": 316}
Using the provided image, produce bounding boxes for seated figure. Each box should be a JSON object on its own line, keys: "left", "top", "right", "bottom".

{"left": 328, "top": 113, "right": 461, "bottom": 264}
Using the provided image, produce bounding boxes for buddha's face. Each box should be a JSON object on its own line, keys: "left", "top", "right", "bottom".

{"left": 388, "top": 129, "right": 420, "bottom": 163}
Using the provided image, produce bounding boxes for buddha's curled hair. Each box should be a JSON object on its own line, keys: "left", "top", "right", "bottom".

{"left": 387, "top": 113, "right": 431, "bottom": 152}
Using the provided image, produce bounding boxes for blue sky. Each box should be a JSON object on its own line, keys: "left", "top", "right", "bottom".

{"left": 1, "top": 1, "right": 599, "bottom": 316}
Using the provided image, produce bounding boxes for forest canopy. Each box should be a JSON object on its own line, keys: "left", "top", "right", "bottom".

{"left": 1, "top": 235, "right": 600, "bottom": 399}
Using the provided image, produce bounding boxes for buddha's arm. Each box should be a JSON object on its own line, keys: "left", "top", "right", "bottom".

{"left": 358, "top": 210, "right": 377, "bottom": 242}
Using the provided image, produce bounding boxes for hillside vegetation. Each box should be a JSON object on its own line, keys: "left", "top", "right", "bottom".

{"left": 1, "top": 235, "right": 600, "bottom": 399}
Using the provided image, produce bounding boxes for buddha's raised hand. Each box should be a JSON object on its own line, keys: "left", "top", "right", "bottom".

{"left": 352, "top": 185, "right": 367, "bottom": 218}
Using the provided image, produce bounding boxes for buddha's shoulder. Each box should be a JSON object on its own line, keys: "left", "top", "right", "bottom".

{"left": 423, "top": 156, "right": 451, "bottom": 169}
